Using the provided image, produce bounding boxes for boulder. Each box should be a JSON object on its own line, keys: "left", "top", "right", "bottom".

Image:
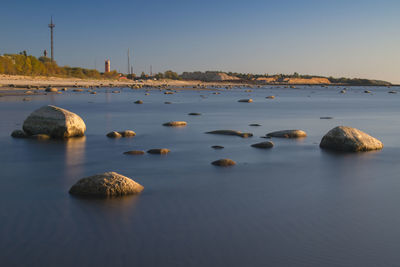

{"left": 147, "top": 148, "right": 170, "bottom": 154}
{"left": 188, "top": 113, "right": 201, "bottom": 116}
{"left": 238, "top": 99, "right": 253, "bottom": 103}
{"left": 164, "top": 102, "right": 172, "bottom": 104}
{"left": 73, "top": 89, "right": 84, "bottom": 92}
{"left": 320, "top": 117, "right": 333, "bottom": 120}
{"left": 249, "top": 123, "right": 261, "bottom": 126}
{"left": 123, "top": 150, "right": 145, "bottom": 155}
{"left": 211, "top": 159, "right": 236, "bottom": 167}
{"left": 211, "top": 145, "right": 224, "bottom": 149}
{"left": 266, "top": 130, "right": 307, "bottom": 138}
{"left": 45, "top": 87, "right": 58, "bottom": 92}
{"left": 266, "top": 96, "right": 275, "bottom": 99}
{"left": 206, "top": 130, "right": 253, "bottom": 138}
{"left": 107, "top": 130, "right": 135, "bottom": 138}
{"left": 134, "top": 100, "right": 143, "bottom": 104}
{"left": 320, "top": 126, "right": 383, "bottom": 152}
{"left": 107, "top": 131, "right": 122, "bottom": 138}
{"left": 364, "top": 90, "right": 371, "bottom": 94}
{"left": 120, "top": 130, "right": 136, "bottom": 137}
{"left": 163, "top": 121, "right": 187, "bottom": 127}
{"left": 251, "top": 141, "right": 274, "bottom": 149}
{"left": 69, "top": 172, "right": 144, "bottom": 197}
{"left": 22, "top": 105, "right": 86, "bottom": 138}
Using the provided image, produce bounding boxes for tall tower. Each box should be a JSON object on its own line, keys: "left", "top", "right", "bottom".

{"left": 48, "top": 17, "right": 55, "bottom": 62}
{"left": 127, "top": 48, "right": 130, "bottom": 75}
{"left": 105, "top": 59, "right": 111, "bottom": 73}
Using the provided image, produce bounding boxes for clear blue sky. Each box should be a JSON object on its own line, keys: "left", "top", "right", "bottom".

{"left": 1, "top": 0, "right": 399, "bottom": 83}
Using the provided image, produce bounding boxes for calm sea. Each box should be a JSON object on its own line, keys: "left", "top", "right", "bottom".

{"left": 1, "top": 86, "right": 400, "bottom": 267}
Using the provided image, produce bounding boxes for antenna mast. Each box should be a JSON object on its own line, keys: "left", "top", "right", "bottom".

{"left": 127, "top": 48, "right": 130, "bottom": 75}
{"left": 48, "top": 16, "right": 55, "bottom": 62}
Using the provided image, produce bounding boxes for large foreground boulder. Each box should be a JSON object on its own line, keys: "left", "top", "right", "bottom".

{"left": 23, "top": 105, "right": 86, "bottom": 138}
{"left": 69, "top": 172, "right": 144, "bottom": 197}
{"left": 320, "top": 126, "right": 383, "bottom": 152}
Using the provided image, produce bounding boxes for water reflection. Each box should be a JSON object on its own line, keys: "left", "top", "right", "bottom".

{"left": 64, "top": 136, "right": 86, "bottom": 179}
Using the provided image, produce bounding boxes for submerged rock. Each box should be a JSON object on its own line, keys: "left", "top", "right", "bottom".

{"left": 238, "top": 99, "right": 253, "bottom": 103}
{"left": 249, "top": 123, "right": 261, "bottom": 126}
{"left": 266, "top": 96, "right": 275, "bottom": 99}
{"left": 251, "top": 141, "right": 274, "bottom": 149}
{"left": 107, "top": 130, "right": 136, "bottom": 138}
{"left": 134, "top": 100, "right": 143, "bottom": 104}
{"left": 320, "top": 117, "right": 334, "bottom": 119}
{"left": 22, "top": 105, "right": 86, "bottom": 138}
{"left": 211, "top": 145, "right": 224, "bottom": 149}
{"left": 188, "top": 113, "right": 201, "bottom": 116}
{"left": 123, "top": 150, "right": 145, "bottom": 155}
{"left": 164, "top": 102, "right": 172, "bottom": 104}
{"left": 266, "top": 130, "right": 307, "bottom": 138}
{"left": 206, "top": 130, "right": 253, "bottom": 138}
{"left": 163, "top": 121, "right": 187, "bottom": 127}
{"left": 364, "top": 90, "right": 371, "bottom": 94}
{"left": 147, "top": 148, "right": 170, "bottom": 154}
{"left": 320, "top": 126, "right": 383, "bottom": 152}
{"left": 69, "top": 172, "right": 144, "bottom": 197}
{"left": 211, "top": 159, "right": 236, "bottom": 167}
{"left": 11, "top": 130, "right": 27, "bottom": 138}
{"left": 388, "top": 91, "right": 397, "bottom": 94}
{"left": 73, "top": 89, "right": 84, "bottom": 92}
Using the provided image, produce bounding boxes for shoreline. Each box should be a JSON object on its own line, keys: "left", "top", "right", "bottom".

{"left": 0, "top": 74, "right": 395, "bottom": 94}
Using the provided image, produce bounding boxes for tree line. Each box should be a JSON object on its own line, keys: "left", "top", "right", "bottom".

{"left": 0, "top": 52, "right": 119, "bottom": 79}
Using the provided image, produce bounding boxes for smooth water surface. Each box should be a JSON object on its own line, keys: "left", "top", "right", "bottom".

{"left": 1, "top": 86, "right": 400, "bottom": 267}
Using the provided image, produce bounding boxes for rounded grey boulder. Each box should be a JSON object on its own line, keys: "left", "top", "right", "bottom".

{"left": 22, "top": 105, "right": 86, "bottom": 138}
{"left": 320, "top": 126, "right": 383, "bottom": 152}
{"left": 69, "top": 172, "right": 144, "bottom": 197}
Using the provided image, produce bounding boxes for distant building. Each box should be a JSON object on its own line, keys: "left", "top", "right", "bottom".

{"left": 105, "top": 60, "right": 111, "bottom": 73}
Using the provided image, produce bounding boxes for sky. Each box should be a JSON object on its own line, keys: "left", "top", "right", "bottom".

{"left": 1, "top": 0, "right": 399, "bottom": 83}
